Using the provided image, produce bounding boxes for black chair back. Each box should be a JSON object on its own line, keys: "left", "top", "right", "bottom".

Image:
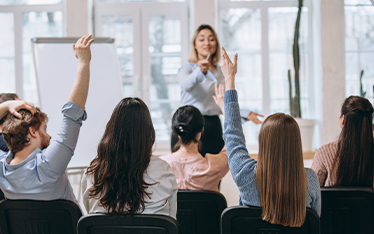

{"left": 320, "top": 187, "right": 374, "bottom": 234}
{"left": 221, "top": 206, "right": 320, "bottom": 234}
{"left": 0, "top": 190, "right": 4, "bottom": 201}
{"left": 177, "top": 190, "right": 227, "bottom": 234}
{"left": 77, "top": 213, "right": 181, "bottom": 234}
{"left": 0, "top": 199, "right": 82, "bottom": 234}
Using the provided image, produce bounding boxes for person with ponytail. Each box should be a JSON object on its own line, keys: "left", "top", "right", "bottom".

{"left": 160, "top": 105, "right": 229, "bottom": 192}
{"left": 312, "top": 96, "right": 374, "bottom": 187}
{"left": 220, "top": 47, "right": 320, "bottom": 227}
{"left": 81, "top": 98, "right": 178, "bottom": 218}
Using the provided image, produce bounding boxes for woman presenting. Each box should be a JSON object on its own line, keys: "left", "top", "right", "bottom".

{"left": 172, "top": 24, "right": 262, "bottom": 156}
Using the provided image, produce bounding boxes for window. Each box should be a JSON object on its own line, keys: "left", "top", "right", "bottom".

{"left": 218, "top": 0, "right": 313, "bottom": 149}
{"left": 0, "top": 1, "right": 64, "bottom": 105}
{"left": 345, "top": 0, "right": 374, "bottom": 104}
{"left": 95, "top": 0, "right": 188, "bottom": 150}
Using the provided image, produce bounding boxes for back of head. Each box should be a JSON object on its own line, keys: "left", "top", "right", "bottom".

{"left": 334, "top": 96, "right": 374, "bottom": 187}
{"left": 3, "top": 108, "right": 48, "bottom": 154}
{"left": 86, "top": 97, "right": 155, "bottom": 215}
{"left": 171, "top": 105, "right": 204, "bottom": 152}
{"left": 0, "top": 93, "right": 19, "bottom": 125}
{"left": 257, "top": 113, "right": 307, "bottom": 227}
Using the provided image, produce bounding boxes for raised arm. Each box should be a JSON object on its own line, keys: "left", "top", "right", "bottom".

{"left": 68, "top": 35, "right": 94, "bottom": 109}
{"left": 0, "top": 100, "right": 35, "bottom": 120}
{"left": 221, "top": 47, "right": 257, "bottom": 189}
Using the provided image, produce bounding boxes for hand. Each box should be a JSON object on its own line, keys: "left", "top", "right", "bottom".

{"left": 213, "top": 84, "right": 225, "bottom": 115}
{"left": 5, "top": 100, "right": 36, "bottom": 119}
{"left": 198, "top": 60, "right": 210, "bottom": 74}
{"left": 221, "top": 47, "right": 237, "bottom": 90}
{"left": 73, "top": 35, "right": 94, "bottom": 64}
{"left": 247, "top": 112, "right": 264, "bottom": 125}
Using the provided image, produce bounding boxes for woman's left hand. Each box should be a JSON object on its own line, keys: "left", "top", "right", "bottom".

{"left": 247, "top": 112, "right": 264, "bottom": 124}
{"left": 213, "top": 84, "right": 225, "bottom": 115}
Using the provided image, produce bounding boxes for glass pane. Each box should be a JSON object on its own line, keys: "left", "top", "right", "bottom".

{"left": 0, "top": 0, "right": 61, "bottom": 5}
{"left": 345, "top": 0, "right": 372, "bottom": 5}
{"left": 268, "top": 7, "right": 310, "bottom": 118}
{"left": 149, "top": 16, "right": 182, "bottom": 141}
{"left": 220, "top": 8, "right": 262, "bottom": 146}
{"left": 101, "top": 15, "right": 134, "bottom": 97}
{"left": 345, "top": 5, "right": 374, "bottom": 51}
{"left": 97, "top": 0, "right": 183, "bottom": 2}
{"left": 22, "top": 11, "right": 63, "bottom": 105}
{"left": 0, "top": 13, "right": 15, "bottom": 93}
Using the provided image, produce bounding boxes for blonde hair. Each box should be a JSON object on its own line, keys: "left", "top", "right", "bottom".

{"left": 188, "top": 25, "right": 220, "bottom": 65}
{"left": 256, "top": 113, "right": 307, "bottom": 227}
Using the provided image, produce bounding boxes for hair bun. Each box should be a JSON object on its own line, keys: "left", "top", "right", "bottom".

{"left": 176, "top": 123, "right": 188, "bottom": 135}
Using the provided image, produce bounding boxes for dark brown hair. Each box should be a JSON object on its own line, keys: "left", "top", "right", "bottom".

{"left": 171, "top": 105, "right": 204, "bottom": 152}
{"left": 0, "top": 93, "right": 19, "bottom": 124}
{"left": 2, "top": 108, "right": 48, "bottom": 154}
{"left": 257, "top": 113, "right": 307, "bottom": 227}
{"left": 333, "top": 96, "right": 374, "bottom": 187}
{"left": 86, "top": 97, "right": 156, "bottom": 215}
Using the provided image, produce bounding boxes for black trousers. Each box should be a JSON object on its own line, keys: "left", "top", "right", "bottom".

{"left": 171, "top": 115, "right": 224, "bottom": 157}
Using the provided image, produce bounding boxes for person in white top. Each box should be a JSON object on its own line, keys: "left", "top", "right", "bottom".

{"left": 81, "top": 97, "right": 178, "bottom": 218}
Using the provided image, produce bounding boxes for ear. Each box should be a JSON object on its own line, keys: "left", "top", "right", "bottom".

{"left": 28, "top": 126, "right": 38, "bottom": 138}
{"left": 339, "top": 115, "right": 345, "bottom": 128}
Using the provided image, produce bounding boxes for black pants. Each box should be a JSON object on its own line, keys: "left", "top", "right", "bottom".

{"left": 171, "top": 115, "right": 224, "bottom": 157}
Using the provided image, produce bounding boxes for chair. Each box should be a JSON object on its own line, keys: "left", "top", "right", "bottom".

{"left": 221, "top": 206, "right": 320, "bottom": 234}
{"left": 0, "top": 199, "right": 82, "bottom": 234}
{"left": 77, "top": 213, "right": 181, "bottom": 234}
{"left": 320, "top": 187, "right": 374, "bottom": 234}
{"left": 0, "top": 190, "right": 4, "bottom": 201}
{"left": 177, "top": 190, "right": 227, "bottom": 234}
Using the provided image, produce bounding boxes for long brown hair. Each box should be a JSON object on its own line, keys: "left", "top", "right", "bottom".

{"left": 333, "top": 96, "right": 374, "bottom": 187}
{"left": 188, "top": 24, "right": 221, "bottom": 65}
{"left": 86, "top": 97, "right": 156, "bottom": 215}
{"left": 256, "top": 113, "right": 307, "bottom": 227}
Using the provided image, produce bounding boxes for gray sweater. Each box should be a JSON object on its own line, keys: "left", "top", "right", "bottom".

{"left": 223, "top": 89, "right": 321, "bottom": 215}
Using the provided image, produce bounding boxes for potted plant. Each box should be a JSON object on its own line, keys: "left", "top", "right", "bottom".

{"left": 288, "top": 0, "right": 316, "bottom": 152}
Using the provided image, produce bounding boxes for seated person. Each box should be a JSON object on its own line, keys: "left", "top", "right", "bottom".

{"left": 220, "top": 47, "right": 320, "bottom": 227}
{"left": 0, "top": 35, "right": 94, "bottom": 203}
{"left": 0, "top": 93, "right": 20, "bottom": 154}
{"left": 81, "top": 98, "right": 178, "bottom": 218}
{"left": 312, "top": 96, "right": 374, "bottom": 187}
{"left": 161, "top": 105, "right": 229, "bottom": 192}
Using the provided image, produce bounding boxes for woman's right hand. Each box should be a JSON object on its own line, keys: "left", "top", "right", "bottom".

{"left": 198, "top": 60, "right": 210, "bottom": 74}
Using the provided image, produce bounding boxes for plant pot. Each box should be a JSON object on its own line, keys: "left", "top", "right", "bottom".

{"left": 295, "top": 118, "right": 316, "bottom": 152}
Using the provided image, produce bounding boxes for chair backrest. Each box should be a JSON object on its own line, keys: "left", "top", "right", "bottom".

{"left": 177, "top": 190, "right": 227, "bottom": 234}
{"left": 221, "top": 206, "right": 320, "bottom": 234}
{"left": 320, "top": 187, "right": 374, "bottom": 234}
{"left": 77, "top": 213, "right": 181, "bottom": 234}
{"left": 0, "top": 190, "right": 4, "bottom": 201}
{"left": 0, "top": 199, "right": 82, "bottom": 234}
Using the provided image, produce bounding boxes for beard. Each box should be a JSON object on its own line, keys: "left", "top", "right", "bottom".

{"left": 40, "top": 134, "right": 50, "bottom": 150}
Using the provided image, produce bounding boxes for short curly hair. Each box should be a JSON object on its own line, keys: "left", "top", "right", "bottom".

{"left": 3, "top": 108, "right": 48, "bottom": 154}
{"left": 0, "top": 93, "right": 19, "bottom": 124}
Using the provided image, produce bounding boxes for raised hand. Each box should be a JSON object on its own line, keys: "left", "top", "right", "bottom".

{"left": 0, "top": 100, "right": 36, "bottom": 120}
{"left": 221, "top": 47, "right": 237, "bottom": 91}
{"left": 213, "top": 84, "right": 225, "bottom": 115}
{"left": 247, "top": 112, "right": 264, "bottom": 124}
{"left": 73, "top": 35, "right": 94, "bottom": 64}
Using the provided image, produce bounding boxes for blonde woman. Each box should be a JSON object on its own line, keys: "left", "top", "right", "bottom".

{"left": 173, "top": 24, "right": 262, "bottom": 156}
{"left": 219, "top": 47, "right": 321, "bottom": 227}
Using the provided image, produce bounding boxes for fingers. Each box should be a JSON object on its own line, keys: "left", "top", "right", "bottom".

{"left": 220, "top": 84, "right": 225, "bottom": 95}
{"left": 82, "top": 35, "right": 92, "bottom": 45}
{"left": 24, "top": 102, "right": 36, "bottom": 115}
{"left": 256, "top": 113, "right": 264, "bottom": 117}
{"left": 10, "top": 110, "right": 22, "bottom": 119}
{"left": 213, "top": 96, "right": 217, "bottom": 104}
{"left": 215, "top": 84, "right": 219, "bottom": 96}
{"left": 72, "top": 44, "right": 76, "bottom": 51}
{"left": 221, "top": 46, "right": 232, "bottom": 64}
{"left": 234, "top": 53, "right": 238, "bottom": 66}
{"left": 87, "top": 38, "right": 94, "bottom": 47}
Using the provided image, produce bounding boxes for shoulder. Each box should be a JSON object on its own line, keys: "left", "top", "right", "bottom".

{"left": 305, "top": 168, "right": 319, "bottom": 187}
{"left": 314, "top": 141, "right": 338, "bottom": 161}
{"left": 0, "top": 150, "right": 7, "bottom": 160}
{"left": 148, "top": 156, "right": 174, "bottom": 173}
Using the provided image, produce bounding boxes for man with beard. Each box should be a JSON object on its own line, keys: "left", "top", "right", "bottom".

{"left": 0, "top": 35, "right": 94, "bottom": 204}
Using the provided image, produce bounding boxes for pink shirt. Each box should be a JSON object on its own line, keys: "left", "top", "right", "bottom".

{"left": 160, "top": 147, "right": 229, "bottom": 192}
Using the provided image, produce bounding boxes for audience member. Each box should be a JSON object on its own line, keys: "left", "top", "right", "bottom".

{"left": 161, "top": 105, "right": 229, "bottom": 192}
{"left": 0, "top": 35, "right": 94, "bottom": 203}
{"left": 312, "top": 96, "right": 374, "bottom": 187}
{"left": 0, "top": 93, "right": 20, "bottom": 153}
{"left": 81, "top": 97, "right": 178, "bottom": 218}
{"left": 220, "top": 47, "right": 320, "bottom": 227}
